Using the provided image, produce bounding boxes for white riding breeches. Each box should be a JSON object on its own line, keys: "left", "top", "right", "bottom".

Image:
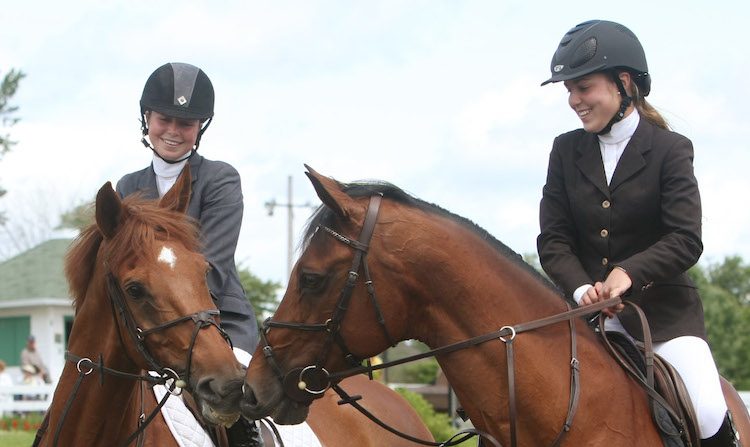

{"left": 604, "top": 316, "right": 727, "bottom": 438}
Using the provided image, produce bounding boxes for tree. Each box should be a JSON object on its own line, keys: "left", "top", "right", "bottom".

{"left": 0, "top": 68, "right": 25, "bottom": 224}
{"left": 237, "top": 265, "right": 282, "bottom": 325}
{"left": 57, "top": 201, "right": 95, "bottom": 232}
{"left": 690, "top": 258, "right": 750, "bottom": 388}
{"left": 705, "top": 255, "right": 750, "bottom": 304}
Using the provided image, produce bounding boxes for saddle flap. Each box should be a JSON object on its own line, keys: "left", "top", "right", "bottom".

{"left": 601, "top": 330, "right": 699, "bottom": 447}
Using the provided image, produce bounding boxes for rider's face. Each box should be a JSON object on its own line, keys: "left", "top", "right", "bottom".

{"left": 564, "top": 72, "right": 628, "bottom": 133}
{"left": 146, "top": 111, "right": 201, "bottom": 161}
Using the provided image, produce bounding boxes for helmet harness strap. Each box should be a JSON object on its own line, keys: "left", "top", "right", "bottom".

{"left": 596, "top": 71, "right": 633, "bottom": 136}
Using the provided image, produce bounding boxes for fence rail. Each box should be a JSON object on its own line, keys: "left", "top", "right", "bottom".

{"left": 0, "top": 384, "right": 55, "bottom": 414}
{"left": 741, "top": 392, "right": 750, "bottom": 412}
{"left": 1, "top": 385, "right": 749, "bottom": 415}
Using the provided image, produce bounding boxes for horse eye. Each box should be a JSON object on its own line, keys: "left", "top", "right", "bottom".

{"left": 299, "top": 272, "right": 325, "bottom": 291}
{"left": 124, "top": 283, "right": 147, "bottom": 299}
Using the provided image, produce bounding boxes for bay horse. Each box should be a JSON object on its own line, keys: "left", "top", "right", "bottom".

{"left": 241, "top": 166, "right": 750, "bottom": 446}
{"left": 36, "top": 167, "right": 434, "bottom": 447}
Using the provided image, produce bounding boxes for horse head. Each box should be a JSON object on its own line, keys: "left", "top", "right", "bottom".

{"left": 64, "top": 166, "right": 245, "bottom": 429}
{"left": 241, "top": 166, "right": 435, "bottom": 423}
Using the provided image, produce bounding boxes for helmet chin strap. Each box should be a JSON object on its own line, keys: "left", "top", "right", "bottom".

{"left": 595, "top": 75, "right": 632, "bottom": 136}
{"left": 140, "top": 135, "right": 195, "bottom": 164}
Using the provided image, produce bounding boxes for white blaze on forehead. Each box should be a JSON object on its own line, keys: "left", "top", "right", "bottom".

{"left": 157, "top": 246, "right": 177, "bottom": 269}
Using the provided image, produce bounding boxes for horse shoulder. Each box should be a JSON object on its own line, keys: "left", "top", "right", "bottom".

{"left": 307, "top": 375, "right": 433, "bottom": 447}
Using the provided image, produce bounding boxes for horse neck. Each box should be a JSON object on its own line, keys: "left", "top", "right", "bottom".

{"left": 404, "top": 220, "right": 563, "bottom": 346}
{"left": 402, "top": 220, "right": 653, "bottom": 442}
{"left": 43, "top": 276, "right": 144, "bottom": 446}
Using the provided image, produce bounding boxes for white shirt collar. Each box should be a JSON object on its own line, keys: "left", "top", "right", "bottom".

{"left": 152, "top": 154, "right": 189, "bottom": 197}
{"left": 598, "top": 108, "right": 639, "bottom": 145}
{"left": 152, "top": 153, "right": 189, "bottom": 178}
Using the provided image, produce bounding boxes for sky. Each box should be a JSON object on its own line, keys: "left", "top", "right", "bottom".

{"left": 1, "top": 0, "right": 749, "bottom": 287}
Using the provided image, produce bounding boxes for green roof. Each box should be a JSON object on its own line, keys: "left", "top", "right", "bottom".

{"left": 0, "top": 239, "right": 72, "bottom": 301}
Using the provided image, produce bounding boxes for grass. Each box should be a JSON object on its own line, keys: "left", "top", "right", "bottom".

{"left": 0, "top": 429, "right": 37, "bottom": 446}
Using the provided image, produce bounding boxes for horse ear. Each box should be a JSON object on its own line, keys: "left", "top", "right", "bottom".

{"left": 159, "top": 164, "right": 191, "bottom": 214}
{"left": 95, "top": 182, "right": 122, "bottom": 239}
{"left": 304, "top": 164, "right": 352, "bottom": 221}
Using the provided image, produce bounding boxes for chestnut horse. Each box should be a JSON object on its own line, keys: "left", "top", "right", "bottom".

{"left": 36, "top": 168, "right": 434, "bottom": 447}
{"left": 241, "top": 166, "right": 750, "bottom": 446}
{"left": 35, "top": 168, "right": 245, "bottom": 447}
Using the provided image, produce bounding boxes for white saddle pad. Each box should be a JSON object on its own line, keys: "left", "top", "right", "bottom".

{"left": 154, "top": 384, "right": 214, "bottom": 447}
{"left": 260, "top": 418, "right": 321, "bottom": 447}
{"left": 152, "top": 348, "right": 321, "bottom": 447}
{"left": 154, "top": 385, "right": 322, "bottom": 447}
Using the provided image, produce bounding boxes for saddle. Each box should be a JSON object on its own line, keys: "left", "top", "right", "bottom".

{"left": 597, "top": 304, "right": 700, "bottom": 447}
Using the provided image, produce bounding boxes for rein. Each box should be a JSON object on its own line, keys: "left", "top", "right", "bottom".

{"left": 260, "top": 193, "right": 626, "bottom": 447}
{"left": 46, "top": 270, "right": 229, "bottom": 447}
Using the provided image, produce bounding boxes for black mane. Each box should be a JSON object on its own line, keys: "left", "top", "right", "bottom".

{"left": 302, "top": 179, "right": 558, "bottom": 293}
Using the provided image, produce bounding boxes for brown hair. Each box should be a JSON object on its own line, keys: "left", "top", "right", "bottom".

{"left": 620, "top": 70, "right": 669, "bottom": 130}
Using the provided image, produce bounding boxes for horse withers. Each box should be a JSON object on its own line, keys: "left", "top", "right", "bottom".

{"left": 241, "top": 166, "right": 749, "bottom": 446}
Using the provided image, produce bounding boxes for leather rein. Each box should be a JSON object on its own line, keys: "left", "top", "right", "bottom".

{"left": 45, "top": 271, "right": 229, "bottom": 447}
{"left": 259, "top": 194, "right": 625, "bottom": 447}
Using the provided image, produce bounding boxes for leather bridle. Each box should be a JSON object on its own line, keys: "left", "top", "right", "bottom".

{"left": 260, "top": 194, "right": 394, "bottom": 403}
{"left": 46, "top": 270, "right": 230, "bottom": 447}
{"left": 257, "top": 193, "right": 623, "bottom": 447}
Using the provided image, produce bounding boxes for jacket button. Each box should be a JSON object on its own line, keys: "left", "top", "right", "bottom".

{"left": 602, "top": 200, "right": 611, "bottom": 209}
{"left": 600, "top": 229, "right": 609, "bottom": 238}
{"left": 602, "top": 257, "right": 609, "bottom": 266}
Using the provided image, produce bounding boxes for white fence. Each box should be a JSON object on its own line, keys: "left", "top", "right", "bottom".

{"left": 1, "top": 385, "right": 749, "bottom": 415}
{"left": 0, "top": 384, "right": 55, "bottom": 414}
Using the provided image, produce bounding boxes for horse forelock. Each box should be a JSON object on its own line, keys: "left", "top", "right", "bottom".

{"left": 302, "top": 179, "right": 560, "bottom": 296}
{"left": 64, "top": 195, "right": 201, "bottom": 310}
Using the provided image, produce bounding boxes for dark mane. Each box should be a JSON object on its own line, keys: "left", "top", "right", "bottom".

{"left": 64, "top": 193, "right": 201, "bottom": 310}
{"left": 303, "top": 180, "right": 557, "bottom": 292}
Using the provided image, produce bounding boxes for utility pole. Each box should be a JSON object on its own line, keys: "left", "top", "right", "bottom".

{"left": 265, "top": 175, "right": 316, "bottom": 279}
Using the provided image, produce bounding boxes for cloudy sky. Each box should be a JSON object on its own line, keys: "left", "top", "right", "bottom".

{"left": 1, "top": 1, "right": 748, "bottom": 286}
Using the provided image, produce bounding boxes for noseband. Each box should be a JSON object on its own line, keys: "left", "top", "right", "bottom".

{"left": 50, "top": 270, "right": 231, "bottom": 447}
{"left": 260, "top": 194, "right": 395, "bottom": 402}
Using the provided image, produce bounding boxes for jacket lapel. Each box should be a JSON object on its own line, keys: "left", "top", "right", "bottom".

{"left": 139, "top": 165, "right": 159, "bottom": 200}
{"left": 575, "top": 134, "right": 610, "bottom": 198}
{"left": 609, "top": 119, "right": 652, "bottom": 192}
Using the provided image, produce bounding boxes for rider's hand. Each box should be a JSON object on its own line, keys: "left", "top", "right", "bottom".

{"left": 579, "top": 268, "right": 629, "bottom": 318}
{"left": 599, "top": 266, "right": 629, "bottom": 317}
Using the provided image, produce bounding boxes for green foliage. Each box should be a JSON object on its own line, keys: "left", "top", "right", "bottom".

{"left": 402, "top": 358, "right": 440, "bottom": 384}
{"left": 395, "top": 387, "right": 473, "bottom": 446}
{"left": 0, "top": 430, "right": 36, "bottom": 447}
{"left": 237, "top": 264, "right": 282, "bottom": 324}
{"left": 690, "top": 257, "right": 750, "bottom": 389}
{"left": 57, "top": 201, "right": 95, "bottom": 231}
{"left": 0, "top": 68, "right": 25, "bottom": 225}
{"left": 380, "top": 341, "right": 433, "bottom": 383}
{"left": 0, "top": 68, "right": 25, "bottom": 156}
{"left": 705, "top": 255, "right": 750, "bottom": 304}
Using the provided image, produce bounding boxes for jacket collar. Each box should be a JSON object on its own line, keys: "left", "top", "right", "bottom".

{"left": 141, "top": 152, "right": 202, "bottom": 199}
{"left": 575, "top": 118, "right": 654, "bottom": 196}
